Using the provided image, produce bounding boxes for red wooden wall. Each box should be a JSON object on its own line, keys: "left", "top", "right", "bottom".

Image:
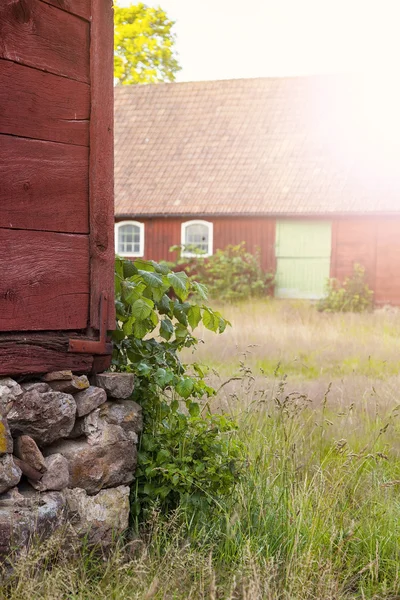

{"left": 332, "top": 218, "right": 400, "bottom": 305}
{"left": 116, "top": 217, "right": 276, "bottom": 272}
{"left": 0, "top": 0, "right": 114, "bottom": 375}
{"left": 117, "top": 215, "right": 400, "bottom": 305}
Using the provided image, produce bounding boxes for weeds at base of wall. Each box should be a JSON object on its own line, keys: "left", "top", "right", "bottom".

{"left": 318, "top": 263, "right": 374, "bottom": 313}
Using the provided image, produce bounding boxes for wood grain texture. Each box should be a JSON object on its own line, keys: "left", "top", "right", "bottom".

{"left": 89, "top": 0, "right": 115, "bottom": 330}
{"left": 0, "top": 135, "right": 89, "bottom": 233}
{"left": 0, "top": 333, "right": 93, "bottom": 375}
{"left": 0, "top": 60, "right": 89, "bottom": 145}
{"left": 0, "top": 0, "right": 89, "bottom": 82}
{"left": 0, "top": 229, "right": 89, "bottom": 331}
{"left": 41, "top": 0, "right": 91, "bottom": 21}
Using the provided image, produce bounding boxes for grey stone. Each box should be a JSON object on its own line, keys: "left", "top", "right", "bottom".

{"left": 21, "top": 382, "right": 51, "bottom": 393}
{"left": 0, "top": 490, "right": 67, "bottom": 555}
{"left": 42, "top": 370, "right": 73, "bottom": 382}
{"left": 30, "top": 454, "right": 69, "bottom": 492}
{"left": 0, "top": 378, "right": 23, "bottom": 415}
{"left": 74, "top": 386, "right": 107, "bottom": 417}
{"left": 67, "top": 417, "right": 86, "bottom": 439}
{"left": 99, "top": 400, "right": 143, "bottom": 442}
{"left": 0, "top": 487, "right": 26, "bottom": 507}
{"left": 93, "top": 373, "right": 134, "bottom": 400}
{"left": 48, "top": 375, "right": 90, "bottom": 395}
{"left": 65, "top": 486, "right": 130, "bottom": 546}
{"left": 8, "top": 390, "right": 76, "bottom": 446}
{"left": 0, "top": 413, "right": 13, "bottom": 455}
{"left": 0, "top": 455, "right": 22, "bottom": 494}
{"left": 43, "top": 438, "right": 137, "bottom": 494}
{"left": 81, "top": 409, "right": 131, "bottom": 446}
{"left": 14, "top": 435, "right": 46, "bottom": 473}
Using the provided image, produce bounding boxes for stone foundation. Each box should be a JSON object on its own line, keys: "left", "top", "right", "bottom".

{"left": 0, "top": 371, "right": 141, "bottom": 553}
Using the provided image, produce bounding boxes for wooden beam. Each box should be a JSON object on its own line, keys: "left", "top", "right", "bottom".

{"left": 0, "top": 135, "right": 89, "bottom": 233}
{"left": 89, "top": 0, "right": 115, "bottom": 330}
{"left": 0, "top": 1, "right": 89, "bottom": 82}
{"left": 0, "top": 60, "right": 89, "bottom": 146}
{"left": 0, "top": 333, "right": 93, "bottom": 376}
{"left": 41, "top": 0, "right": 91, "bottom": 21}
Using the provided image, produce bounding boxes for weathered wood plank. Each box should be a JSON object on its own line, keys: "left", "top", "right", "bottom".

{"left": 41, "top": 0, "right": 91, "bottom": 21}
{"left": 0, "top": 1, "right": 89, "bottom": 82}
{"left": 0, "top": 60, "right": 89, "bottom": 145}
{"left": 89, "top": 0, "right": 115, "bottom": 330}
{"left": 0, "top": 135, "right": 89, "bottom": 233}
{"left": 0, "top": 341, "right": 93, "bottom": 376}
{"left": 0, "top": 230, "right": 89, "bottom": 332}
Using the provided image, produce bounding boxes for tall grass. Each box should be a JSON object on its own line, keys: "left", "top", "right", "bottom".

{"left": 3, "top": 301, "right": 400, "bottom": 599}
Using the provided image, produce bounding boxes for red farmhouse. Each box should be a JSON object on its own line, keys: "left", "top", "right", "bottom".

{"left": 0, "top": 0, "right": 115, "bottom": 377}
{"left": 114, "top": 76, "right": 400, "bottom": 304}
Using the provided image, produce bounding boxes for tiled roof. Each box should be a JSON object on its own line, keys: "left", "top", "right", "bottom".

{"left": 114, "top": 76, "right": 400, "bottom": 216}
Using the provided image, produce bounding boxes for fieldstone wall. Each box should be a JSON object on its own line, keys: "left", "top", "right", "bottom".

{"left": 0, "top": 372, "right": 142, "bottom": 553}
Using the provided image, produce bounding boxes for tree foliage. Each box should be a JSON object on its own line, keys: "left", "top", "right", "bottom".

{"left": 114, "top": 2, "right": 181, "bottom": 85}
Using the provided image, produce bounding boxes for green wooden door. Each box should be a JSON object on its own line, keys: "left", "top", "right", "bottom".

{"left": 275, "top": 221, "right": 332, "bottom": 299}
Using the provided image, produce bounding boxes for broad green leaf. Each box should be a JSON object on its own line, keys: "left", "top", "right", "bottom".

{"left": 160, "top": 318, "right": 174, "bottom": 340}
{"left": 138, "top": 270, "right": 164, "bottom": 288}
{"left": 123, "top": 316, "right": 135, "bottom": 336}
{"left": 175, "top": 324, "right": 189, "bottom": 340}
{"left": 167, "top": 271, "right": 189, "bottom": 301}
{"left": 133, "top": 320, "right": 150, "bottom": 338}
{"left": 202, "top": 309, "right": 219, "bottom": 332}
{"left": 187, "top": 305, "right": 202, "bottom": 329}
{"left": 188, "top": 402, "right": 200, "bottom": 417}
{"left": 173, "top": 301, "right": 188, "bottom": 326}
{"left": 122, "top": 260, "right": 137, "bottom": 278}
{"left": 176, "top": 377, "right": 194, "bottom": 399}
{"left": 123, "top": 281, "right": 146, "bottom": 304}
{"left": 131, "top": 298, "right": 154, "bottom": 320}
{"left": 192, "top": 281, "right": 208, "bottom": 300}
{"left": 134, "top": 259, "right": 155, "bottom": 272}
{"left": 158, "top": 294, "right": 172, "bottom": 315}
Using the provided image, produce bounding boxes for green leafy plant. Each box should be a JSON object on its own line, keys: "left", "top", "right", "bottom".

{"left": 170, "top": 242, "right": 274, "bottom": 303}
{"left": 317, "top": 263, "right": 374, "bottom": 313}
{"left": 113, "top": 257, "right": 245, "bottom": 520}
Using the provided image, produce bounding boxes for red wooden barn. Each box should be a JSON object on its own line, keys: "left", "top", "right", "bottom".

{"left": 114, "top": 76, "right": 400, "bottom": 304}
{"left": 0, "top": 0, "right": 115, "bottom": 377}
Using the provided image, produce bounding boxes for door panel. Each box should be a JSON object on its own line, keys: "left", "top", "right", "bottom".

{"left": 275, "top": 221, "right": 332, "bottom": 299}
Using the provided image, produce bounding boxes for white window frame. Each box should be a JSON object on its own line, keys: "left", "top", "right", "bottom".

{"left": 181, "top": 220, "right": 213, "bottom": 258}
{"left": 115, "top": 220, "right": 145, "bottom": 257}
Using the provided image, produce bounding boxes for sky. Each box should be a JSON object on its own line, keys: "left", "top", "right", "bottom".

{"left": 118, "top": 0, "right": 400, "bottom": 82}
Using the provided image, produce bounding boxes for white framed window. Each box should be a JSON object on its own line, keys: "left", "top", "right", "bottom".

{"left": 115, "top": 221, "right": 144, "bottom": 257}
{"left": 181, "top": 220, "right": 213, "bottom": 257}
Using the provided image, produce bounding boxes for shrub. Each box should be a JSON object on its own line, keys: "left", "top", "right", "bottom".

{"left": 317, "top": 263, "right": 374, "bottom": 313}
{"left": 171, "top": 242, "right": 274, "bottom": 303}
{"left": 113, "top": 257, "right": 245, "bottom": 522}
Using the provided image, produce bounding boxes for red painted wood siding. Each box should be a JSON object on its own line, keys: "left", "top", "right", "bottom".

{"left": 332, "top": 218, "right": 400, "bottom": 305}
{"left": 116, "top": 217, "right": 276, "bottom": 272}
{"left": 0, "top": 0, "right": 114, "bottom": 375}
{"left": 117, "top": 215, "right": 400, "bottom": 305}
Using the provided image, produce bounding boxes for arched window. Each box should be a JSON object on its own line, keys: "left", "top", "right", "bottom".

{"left": 115, "top": 221, "right": 144, "bottom": 257}
{"left": 181, "top": 220, "right": 213, "bottom": 257}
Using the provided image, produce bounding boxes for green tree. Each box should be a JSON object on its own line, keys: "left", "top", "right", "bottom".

{"left": 114, "top": 2, "right": 181, "bottom": 85}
